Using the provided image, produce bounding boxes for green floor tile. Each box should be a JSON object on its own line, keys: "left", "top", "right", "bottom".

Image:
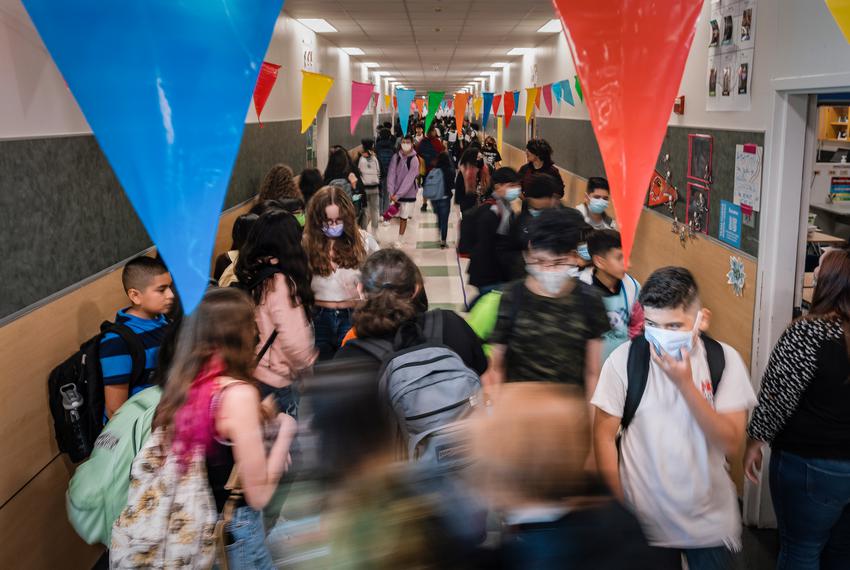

{"left": 416, "top": 241, "right": 444, "bottom": 249}
{"left": 419, "top": 222, "right": 454, "bottom": 229}
{"left": 419, "top": 265, "right": 458, "bottom": 277}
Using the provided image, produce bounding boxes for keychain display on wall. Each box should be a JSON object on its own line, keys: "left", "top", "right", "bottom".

{"left": 686, "top": 182, "right": 711, "bottom": 235}
{"left": 688, "top": 134, "right": 714, "bottom": 184}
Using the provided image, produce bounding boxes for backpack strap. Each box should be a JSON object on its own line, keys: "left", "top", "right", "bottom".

{"left": 347, "top": 338, "right": 395, "bottom": 363}
{"left": 701, "top": 334, "right": 726, "bottom": 394}
{"left": 102, "top": 321, "right": 148, "bottom": 391}
{"left": 622, "top": 335, "right": 651, "bottom": 431}
{"left": 255, "top": 331, "right": 278, "bottom": 365}
{"left": 421, "top": 310, "right": 445, "bottom": 342}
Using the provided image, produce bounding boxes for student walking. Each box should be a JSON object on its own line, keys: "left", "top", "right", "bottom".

{"left": 357, "top": 138, "right": 382, "bottom": 235}
{"left": 386, "top": 135, "right": 420, "bottom": 243}
{"left": 576, "top": 177, "right": 617, "bottom": 230}
{"left": 517, "top": 139, "right": 565, "bottom": 198}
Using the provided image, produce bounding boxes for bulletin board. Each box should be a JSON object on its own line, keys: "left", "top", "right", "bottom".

{"left": 652, "top": 126, "right": 764, "bottom": 257}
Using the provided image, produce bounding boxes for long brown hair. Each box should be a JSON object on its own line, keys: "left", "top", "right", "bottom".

{"left": 352, "top": 249, "right": 420, "bottom": 338}
{"left": 153, "top": 288, "right": 260, "bottom": 434}
{"left": 303, "top": 186, "right": 366, "bottom": 277}
{"left": 809, "top": 247, "right": 850, "bottom": 362}
{"left": 258, "top": 164, "right": 301, "bottom": 203}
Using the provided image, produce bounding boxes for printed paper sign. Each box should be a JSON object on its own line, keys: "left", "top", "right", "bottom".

{"left": 719, "top": 200, "right": 742, "bottom": 248}
{"left": 733, "top": 143, "right": 762, "bottom": 211}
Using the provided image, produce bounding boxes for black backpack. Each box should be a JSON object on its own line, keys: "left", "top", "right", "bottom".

{"left": 417, "top": 138, "right": 438, "bottom": 169}
{"left": 48, "top": 322, "right": 147, "bottom": 463}
{"left": 621, "top": 333, "right": 726, "bottom": 434}
{"left": 456, "top": 198, "right": 497, "bottom": 258}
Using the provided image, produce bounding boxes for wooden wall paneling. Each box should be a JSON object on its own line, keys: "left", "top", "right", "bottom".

{"left": 211, "top": 200, "right": 254, "bottom": 265}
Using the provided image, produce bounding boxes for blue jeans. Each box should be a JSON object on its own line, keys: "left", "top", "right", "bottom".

{"left": 225, "top": 506, "right": 274, "bottom": 570}
{"left": 432, "top": 198, "right": 451, "bottom": 242}
{"left": 770, "top": 450, "right": 850, "bottom": 569}
{"left": 313, "top": 307, "right": 353, "bottom": 360}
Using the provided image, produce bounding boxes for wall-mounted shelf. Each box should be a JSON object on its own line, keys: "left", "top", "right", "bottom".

{"left": 819, "top": 105, "right": 850, "bottom": 142}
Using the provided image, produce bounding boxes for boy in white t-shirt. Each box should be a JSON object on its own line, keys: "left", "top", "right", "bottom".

{"left": 591, "top": 266, "right": 756, "bottom": 570}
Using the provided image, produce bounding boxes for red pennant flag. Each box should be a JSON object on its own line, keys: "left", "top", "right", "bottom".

{"left": 553, "top": 0, "right": 702, "bottom": 267}
{"left": 493, "top": 93, "right": 503, "bottom": 116}
{"left": 253, "top": 61, "right": 281, "bottom": 127}
{"left": 393, "top": 96, "right": 398, "bottom": 110}
{"left": 503, "top": 90, "right": 515, "bottom": 127}
{"left": 542, "top": 84, "right": 554, "bottom": 114}
{"left": 534, "top": 87, "right": 541, "bottom": 110}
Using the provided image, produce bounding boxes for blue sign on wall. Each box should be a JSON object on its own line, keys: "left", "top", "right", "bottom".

{"left": 719, "top": 200, "right": 742, "bottom": 248}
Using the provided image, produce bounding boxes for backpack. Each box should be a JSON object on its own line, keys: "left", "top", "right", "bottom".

{"left": 67, "top": 386, "right": 162, "bottom": 546}
{"left": 358, "top": 155, "right": 381, "bottom": 187}
{"left": 48, "top": 322, "right": 147, "bottom": 463}
{"left": 348, "top": 311, "right": 482, "bottom": 469}
{"left": 417, "top": 138, "right": 438, "bottom": 169}
{"left": 422, "top": 169, "right": 446, "bottom": 201}
{"left": 110, "top": 428, "right": 219, "bottom": 569}
{"left": 456, "top": 198, "right": 497, "bottom": 258}
{"left": 621, "top": 334, "right": 726, "bottom": 434}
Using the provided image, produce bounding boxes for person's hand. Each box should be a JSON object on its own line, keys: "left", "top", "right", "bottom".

{"left": 348, "top": 172, "right": 358, "bottom": 186}
{"left": 390, "top": 194, "right": 398, "bottom": 203}
{"left": 744, "top": 438, "right": 765, "bottom": 484}
{"left": 650, "top": 344, "right": 694, "bottom": 389}
{"left": 276, "top": 413, "right": 297, "bottom": 440}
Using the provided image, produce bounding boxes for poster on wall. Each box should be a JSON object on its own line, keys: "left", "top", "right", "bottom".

{"left": 686, "top": 182, "right": 712, "bottom": 235}
{"left": 706, "top": 0, "right": 756, "bottom": 112}
{"left": 688, "top": 134, "right": 714, "bottom": 183}
{"left": 719, "top": 200, "right": 742, "bottom": 248}
{"left": 733, "top": 143, "right": 763, "bottom": 211}
{"left": 647, "top": 170, "right": 678, "bottom": 207}
{"left": 830, "top": 177, "right": 850, "bottom": 201}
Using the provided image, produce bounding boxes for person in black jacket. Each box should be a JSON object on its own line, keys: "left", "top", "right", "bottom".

{"left": 517, "top": 139, "right": 565, "bottom": 199}
{"left": 454, "top": 148, "right": 491, "bottom": 213}
{"left": 374, "top": 128, "right": 397, "bottom": 215}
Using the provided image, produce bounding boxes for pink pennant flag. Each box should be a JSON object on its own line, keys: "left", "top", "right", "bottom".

{"left": 542, "top": 84, "right": 554, "bottom": 115}
{"left": 350, "top": 81, "right": 375, "bottom": 134}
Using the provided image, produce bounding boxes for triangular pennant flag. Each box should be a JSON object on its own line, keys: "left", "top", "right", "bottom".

{"left": 373, "top": 91, "right": 380, "bottom": 109}
{"left": 448, "top": 99, "right": 454, "bottom": 109}
{"left": 350, "top": 81, "right": 374, "bottom": 134}
{"left": 512, "top": 90, "right": 520, "bottom": 111}
{"left": 826, "top": 0, "right": 850, "bottom": 44}
{"left": 482, "top": 92, "right": 495, "bottom": 129}
{"left": 473, "top": 95, "right": 484, "bottom": 119}
{"left": 393, "top": 95, "right": 398, "bottom": 110}
{"left": 384, "top": 94, "right": 392, "bottom": 111}
{"left": 574, "top": 75, "right": 584, "bottom": 103}
{"left": 493, "top": 93, "right": 503, "bottom": 116}
{"left": 525, "top": 87, "right": 538, "bottom": 123}
{"left": 561, "top": 79, "right": 575, "bottom": 106}
{"left": 425, "top": 90, "right": 444, "bottom": 133}
{"left": 454, "top": 92, "right": 470, "bottom": 131}
{"left": 554, "top": 0, "right": 702, "bottom": 266}
{"left": 254, "top": 61, "right": 281, "bottom": 127}
{"left": 302, "top": 70, "right": 334, "bottom": 133}
{"left": 534, "top": 87, "right": 542, "bottom": 110}
{"left": 504, "top": 90, "right": 515, "bottom": 127}
{"left": 396, "top": 88, "right": 416, "bottom": 136}
{"left": 415, "top": 97, "right": 426, "bottom": 116}
{"left": 552, "top": 81, "right": 562, "bottom": 104}
{"left": 20, "top": 0, "right": 283, "bottom": 313}
{"left": 542, "top": 84, "right": 554, "bottom": 115}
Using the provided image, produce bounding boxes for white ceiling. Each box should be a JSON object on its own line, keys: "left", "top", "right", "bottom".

{"left": 282, "top": 0, "right": 559, "bottom": 93}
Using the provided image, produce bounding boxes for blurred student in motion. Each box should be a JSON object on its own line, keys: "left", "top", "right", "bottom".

{"left": 517, "top": 139, "right": 564, "bottom": 198}
{"left": 470, "top": 383, "right": 666, "bottom": 569}
{"left": 592, "top": 267, "right": 755, "bottom": 570}
{"left": 577, "top": 177, "right": 617, "bottom": 230}
{"left": 745, "top": 248, "right": 850, "bottom": 569}
{"left": 357, "top": 138, "right": 382, "bottom": 235}
{"left": 486, "top": 208, "right": 609, "bottom": 390}
{"left": 304, "top": 186, "right": 379, "bottom": 360}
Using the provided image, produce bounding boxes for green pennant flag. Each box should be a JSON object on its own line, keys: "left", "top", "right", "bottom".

{"left": 425, "top": 90, "right": 445, "bottom": 134}
{"left": 574, "top": 75, "right": 584, "bottom": 102}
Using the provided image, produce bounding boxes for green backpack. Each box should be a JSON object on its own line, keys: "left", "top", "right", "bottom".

{"left": 464, "top": 290, "right": 503, "bottom": 357}
{"left": 66, "top": 386, "right": 161, "bottom": 546}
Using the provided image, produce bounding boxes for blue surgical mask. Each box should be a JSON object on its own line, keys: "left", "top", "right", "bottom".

{"left": 529, "top": 208, "right": 543, "bottom": 218}
{"left": 504, "top": 187, "right": 521, "bottom": 202}
{"left": 589, "top": 197, "right": 609, "bottom": 214}
{"left": 577, "top": 243, "right": 591, "bottom": 261}
{"left": 644, "top": 312, "right": 703, "bottom": 361}
{"left": 322, "top": 223, "right": 344, "bottom": 238}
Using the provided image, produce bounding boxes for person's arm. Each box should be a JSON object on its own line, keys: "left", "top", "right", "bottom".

{"left": 218, "top": 384, "right": 297, "bottom": 510}
{"left": 484, "top": 344, "right": 507, "bottom": 389}
{"left": 584, "top": 338, "right": 603, "bottom": 403}
{"left": 387, "top": 156, "right": 398, "bottom": 199}
{"left": 100, "top": 335, "right": 133, "bottom": 418}
{"left": 268, "top": 275, "right": 318, "bottom": 372}
{"left": 594, "top": 409, "right": 623, "bottom": 500}
{"left": 652, "top": 346, "right": 748, "bottom": 456}
{"left": 482, "top": 286, "right": 515, "bottom": 387}
{"left": 104, "top": 386, "right": 130, "bottom": 419}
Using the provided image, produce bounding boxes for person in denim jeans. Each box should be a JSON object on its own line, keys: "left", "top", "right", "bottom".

{"left": 429, "top": 152, "right": 456, "bottom": 248}
{"left": 745, "top": 248, "right": 850, "bottom": 570}
{"left": 303, "top": 186, "right": 379, "bottom": 360}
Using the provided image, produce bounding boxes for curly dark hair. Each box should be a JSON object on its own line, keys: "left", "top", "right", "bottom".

{"left": 526, "top": 139, "right": 554, "bottom": 166}
{"left": 258, "top": 164, "right": 301, "bottom": 202}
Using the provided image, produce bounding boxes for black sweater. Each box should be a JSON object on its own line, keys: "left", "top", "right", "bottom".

{"left": 748, "top": 317, "right": 850, "bottom": 459}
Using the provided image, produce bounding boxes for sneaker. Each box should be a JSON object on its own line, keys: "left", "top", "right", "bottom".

{"left": 420, "top": 204, "right": 428, "bottom": 212}
{"left": 440, "top": 241, "right": 448, "bottom": 249}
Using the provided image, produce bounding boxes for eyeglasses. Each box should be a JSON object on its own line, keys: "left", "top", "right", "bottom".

{"left": 323, "top": 219, "right": 343, "bottom": 228}
{"left": 526, "top": 258, "right": 575, "bottom": 270}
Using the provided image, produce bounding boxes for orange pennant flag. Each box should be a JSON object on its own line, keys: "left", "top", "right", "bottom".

{"left": 415, "top": 98, "right": 426, "bottom": 115}
{"left": 454, "top": 92, "right": 470, "bottom": 129}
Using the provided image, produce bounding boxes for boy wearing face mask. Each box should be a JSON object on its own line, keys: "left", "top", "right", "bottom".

{"left": 486, "top": 208, "right": 609, "bottom": 388}
{"left": 468, "top": 168, "right": 523, "bottom": 299}
{"left": 577, "top": 177, "right": 617, "bottom": 230}
{"left": 579, "top": 230, "right": 641, "bottom": 363}
{"left": 591, "top": 267, "right": 755, "bottom": 569}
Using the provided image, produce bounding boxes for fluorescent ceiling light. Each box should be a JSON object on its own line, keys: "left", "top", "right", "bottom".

{"left": 386, "top": 77, "right": 397, "bottom": 81}
{"left": 341, "top": 47, "right": 364, "bottom": 55}
{"left": 363, "top": 62, "right": 380, "bottom": 68}
{"left": 298, "top": 18, "right": 337, "bottom": 33}
{"left": 373, "top": 71, "right": 389, "bottom": 76}
{"left": 507, "top": 47, "right": 534, "bottom": 56}
{"left": 537, "top": 19, "right": 562, "bottom": 33}
{"left": 491, "top": 62, "right": 509, "bottom": 68}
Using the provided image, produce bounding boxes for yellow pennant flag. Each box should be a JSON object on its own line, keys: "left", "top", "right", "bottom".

{"left": 473, "top": 96, "right": 483, "bottom": 119}
{"left": 826, "top": 0, "right": 850, "bottom": 43}
{"left": 525, "top": 87, "right": 539, "bottom": 123}
{"left": 384, "top": 94, "right": 391, "bottom": 111}
{"left": 301, "top": 70, "right": 334, "bottom": 133}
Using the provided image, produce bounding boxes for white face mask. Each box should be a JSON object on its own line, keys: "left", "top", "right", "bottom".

{"left": 526, "top": 264, "right": 575, "bottom": 295}
{"left": 401, "top": 143, "right": 413, "bottom": 153}
{"left": 644, "top": 311, "right": 702, "bottom": 361}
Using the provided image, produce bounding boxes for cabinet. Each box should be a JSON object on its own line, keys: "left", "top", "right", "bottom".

{"left": 818, "top": 105, "right": 850, "bottom": 143}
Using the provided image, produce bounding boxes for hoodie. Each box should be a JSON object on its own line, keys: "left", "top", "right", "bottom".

{"left": 387, "top": 149, "right": 420, "bottom": 202}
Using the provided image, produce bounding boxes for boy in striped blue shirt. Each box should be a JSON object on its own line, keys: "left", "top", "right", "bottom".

{"left": 100, "top": 257, "right": 174, "bottom": 419}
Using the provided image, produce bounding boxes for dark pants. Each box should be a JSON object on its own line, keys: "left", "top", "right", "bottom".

{"left": 313, "top": 307, "right": 353, "bottom": 360}
{"left": 770, "top": 449, "right": 850, "bottom": 569}
{"left": 433, "top": 198, "right": 451, "bottom": 242}
{"left": 651, "top": 546, "right": 735, "bottom": 570}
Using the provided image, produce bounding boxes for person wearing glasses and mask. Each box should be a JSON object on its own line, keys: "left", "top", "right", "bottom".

{"left": 577, "top": 177, "right": 618, "bottom": 230}
{"left": 485, "top": 208, "right": 609, "bottom": 389}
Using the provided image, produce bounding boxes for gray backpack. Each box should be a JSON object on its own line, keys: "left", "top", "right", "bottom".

{"left": 349, "top": 310, "right": 482, "bottom": 468}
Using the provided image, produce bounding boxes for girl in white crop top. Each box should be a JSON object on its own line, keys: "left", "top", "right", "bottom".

{"left": 303, "top": 186, "right": 379, "bottom": 359}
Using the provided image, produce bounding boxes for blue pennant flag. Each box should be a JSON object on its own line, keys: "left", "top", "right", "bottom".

{"left": 21, "top": 0, "right": 285, "bottom": 313}
{"left": 552, "top": 81, "right": 563, "bottom": 104}
{"left": 561, "top": 79, "right": 575, "bottom": 106}
{"left": 396, "top": 88, "right": 416, "bottom": 136}
{"left": 512, "top": 90, "right": 520, "bottom": 111}
{"left": 482, "top": 92, "right": 495, "bottom": 130}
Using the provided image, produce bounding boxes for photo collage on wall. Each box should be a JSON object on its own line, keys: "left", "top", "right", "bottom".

{"left": 707, "top": 0, "right": 755, "bottom": 112}
{"left": 686, "top": 134, "right": 714, "bottom": 234}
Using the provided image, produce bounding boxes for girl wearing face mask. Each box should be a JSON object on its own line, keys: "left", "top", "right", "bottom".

{"left": 482, "top": 136, "right": 503, "bottom": 169}
{"left": 577, "top": 177, "right": 617, "bottom": 230}
{"left": 387, "top": 135, "right": 420, "bottom": 244}
{"left": 304, "top": 186, "right": 379, "bottom": 360}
